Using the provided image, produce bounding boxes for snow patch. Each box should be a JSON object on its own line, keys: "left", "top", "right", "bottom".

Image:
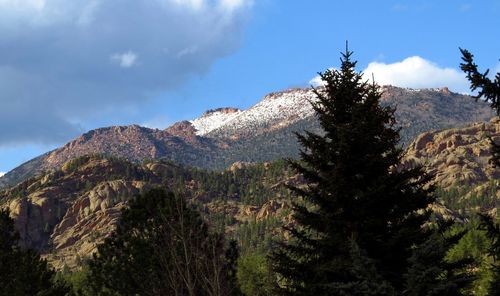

{"left": 190, "top": 108, "right": 243, "bottom": 135}
{"left": 191, "top": 88, "right": 318, "bottom": 138}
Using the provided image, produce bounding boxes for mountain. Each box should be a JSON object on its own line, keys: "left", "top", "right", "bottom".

{"left": 1, "top": 118, "right": 498, "bottom": 270}
{"left": 0, "top": 86, "right": 493, "bottom": 189}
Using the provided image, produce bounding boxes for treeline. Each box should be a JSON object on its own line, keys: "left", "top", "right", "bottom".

{"left": 183, "top": 159, "right": 294, "bottom": 206}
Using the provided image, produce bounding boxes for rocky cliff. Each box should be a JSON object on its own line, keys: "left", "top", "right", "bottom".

{"left": 404, "top": 117, "right": 500, "bottom": 189}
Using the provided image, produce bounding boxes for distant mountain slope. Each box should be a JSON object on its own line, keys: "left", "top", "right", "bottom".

{"left": 0, "top": 124, "right": 222, "bottom": 188}
{"left": 195, "top": 86, "right": 493, "bottom": 143}
{"left": 0, "top": 86, "right": 493, "bottom": 188}
{"left": 1, "top": 119, "right": 498, "bottom": 270}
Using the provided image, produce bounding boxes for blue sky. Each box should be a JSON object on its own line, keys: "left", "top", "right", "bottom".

{"left": 0, "top": 0, "right": 499, "bottom": 173}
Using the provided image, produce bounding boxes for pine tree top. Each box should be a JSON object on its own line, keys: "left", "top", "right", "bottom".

{"left": 272, "top": 47, "right": 436, "bottom": 295}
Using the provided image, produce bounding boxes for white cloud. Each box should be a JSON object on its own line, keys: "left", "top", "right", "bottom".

{"left": 111, "top": 51, "right": 138, "bottom": 68}
{"left": 310, "top": 56, "right": 470, "bottom": 93}
{"left": 0, "top": 0, "right": 46, "bottom": 10}
{"left": 160, "top": 0, "right": 251, "bottom": 13}
{"left": 77, "top": 1, "right": 100, "bottom": 26}
{"left": 0, "top": 0, "right": 252, "bottom": 146}
{"left": 309, "top": 76, "right": 323, "bottom": 87}
{"left": 363, "top": 56, "right": 468, "bottom": 92}
{"left": 0, "top": 172, "right": 4, "bottom": 177}
{"left": 219, "top": 0, "right": 252, "bottom": 11}
{"left": 309, "top": 69, "right": 336, "bottom": 87}
{"left": 169, "top": 0, "right": 204, "bottom": 10}
{"left": 177, "top": 46, "right": 198, "bottom": 58}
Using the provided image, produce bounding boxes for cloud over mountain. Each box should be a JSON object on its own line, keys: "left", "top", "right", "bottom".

{"left": 363, "top": 57, "right": 468, "bottom": 92}
{"left": 310, "top": 56, "right": 469, "bottom": 93}
{"left": 0, "top": 0, "right": 252, "bottom": 146}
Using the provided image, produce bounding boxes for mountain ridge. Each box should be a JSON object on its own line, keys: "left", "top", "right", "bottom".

{"left": 0, "top": 85, "right": 494, "bottom": 189}
{"left": 1, "top": 118, "right": 498, "bottom": 270}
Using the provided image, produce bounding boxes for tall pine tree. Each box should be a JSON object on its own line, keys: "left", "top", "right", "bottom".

{"left": 460, "top": 48, "right": 500, "bottom": 295}
{"left": 460, "top": 48, "right": 500, "bottom": 167}
{"left": 271, "top": 48, "right": 438, "bottom": 295}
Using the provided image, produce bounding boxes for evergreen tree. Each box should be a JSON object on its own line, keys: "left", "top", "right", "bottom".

{"left": 404, "top": 221, "right": 474, "bottom": 296}
{"left": 319, "top": 239, "right": 397, "bottom": 296}
{"left": 460, "top": 49, "right": 500, "bottom": 295}
{"left": 478, "top": 214, "right": 500, "bottom": 295}
{"left": 226, "top": 240, "right": 243, "bottom": 296}
{"left": 271, "top": 47, "right": 438, "bottom": 295}
{"left": 237, "top": 251, "right": 276, "bottom": 296}
{"left": 87, "top": 188, "right": 239, "bottom": 296}
{"left": 0, "top": 208, "right": 68, "bottom": 296}
{"left": 460, "top": 48, "right": 500, "bottom": 167}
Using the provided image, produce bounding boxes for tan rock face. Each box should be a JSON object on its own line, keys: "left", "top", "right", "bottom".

{"left": 256, "top": 200, "right": 288, "bottom": 221}
{"left": 6, "top": 187, "right": 71, "bottom": 250}
{"left": 47, "top": 180, "right": 142, "bottom": 269}
{"left": 229, "top": 161, "right": 253, "bottom": 172}
{"left": 0, "top": 156, "right": 163, "bottom": 270}
{"left": 404, "top": 119, "right": 500, "bottom": 190}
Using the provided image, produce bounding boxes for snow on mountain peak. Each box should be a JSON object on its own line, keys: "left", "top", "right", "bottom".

{"left": 190, "top": 107, "right": 243, "bottom": 135}
{"left": 190, "top": 88, "right": 318, "bottom": 139}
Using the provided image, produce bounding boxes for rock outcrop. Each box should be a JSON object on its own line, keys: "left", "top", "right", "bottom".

{"left": 0, "top": 156, "right": 158, "bottom": 269}
{"left": 404, "top": 118, "right": 500, "bottom": 189}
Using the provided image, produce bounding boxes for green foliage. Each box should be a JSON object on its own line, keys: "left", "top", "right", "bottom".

{"left": 478, "top": 214, "right": 500, "bottom": 295}
{"left": 235, "top": 216, "right": 282, "bottom": 254}
{"left": 225, "top": 240, "right": 243, "bottom": 296}
{"left": 190, "top": 159, "right": 294, "bottom": 206}
{"left": 404, "top": 221, "right": 475, "bottom": 295}
{"left": 237, "top": 251, "right": 275, "bottom": 296}
{"left": 0, "top": 208, "right": 69, "bottom": 296}
{"left": 446, "top": 221, "right": 493, "bottom": 296}
{"left": 87, "top": 188, "right": 239, "bottom": 296}
{"left": 55, "top": 265, "right": 94, "bottom": 296}
{"left": 437, "top": 181, "right": 499, "bottom": 214}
